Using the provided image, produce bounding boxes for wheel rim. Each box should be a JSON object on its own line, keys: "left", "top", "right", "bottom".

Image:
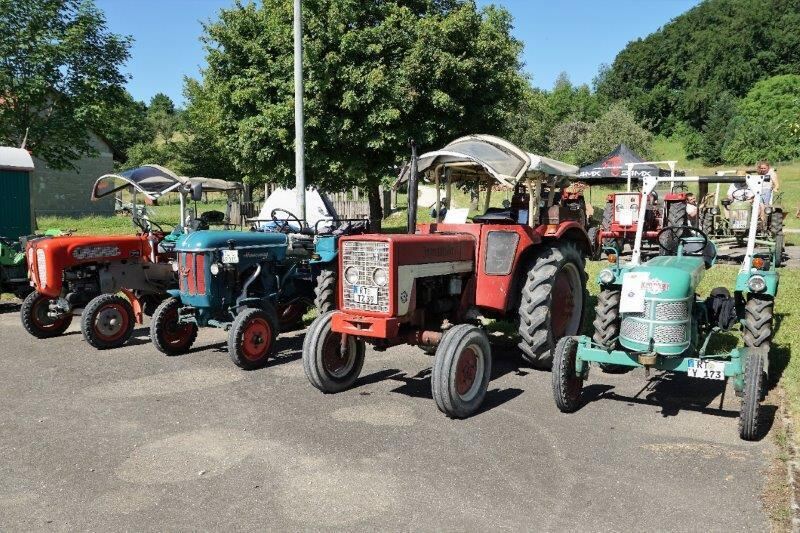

{"left": 160, "top": 307, "right": 194, "bottom": 347}
{"left": 241, "top": 317, "right": 272, "bottom": 362}
{"left": 277, "top": 302, "right": 305, "bottom": 330}
{"left": 93, "top": 303, "right": 129, "bottom": 341}
{"left": 31, "top": 295, "right": 65, "bottom": 330}
{"left": 455, "top": 344, "right": 484, "bottom": 401}
{"left": 321, "top": 332, "right": 356, "bottom": 378}
{"left": 551, "top": 263, "right": 583, "bottom": 338}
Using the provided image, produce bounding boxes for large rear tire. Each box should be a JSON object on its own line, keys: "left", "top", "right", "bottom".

{"left": 552, "top": 336, "right": 583, "bottom": 412}
{"left": 314, "top": 268, "right": 337, "bottom": 314}
{"left": 431, "top": 324, "right": 492, "bottom": 419}
{"left": 228, "top": 305, "right": 279, "bottom": 370}
{"left": 303, "top": 311, "right": 365, "bottom": 393}
{"left": 81, "top": 294, "right": 135, "bottom": 350}
{"left": 150, "top": 297, "right": 198, "bottom": 356}
{"left": 518, "top": 241, "right": 587, "bottom": 369}
{"left": 739, "top": 350, "right": 766, "bottom": 441}
{"left": 20, "top": 291, "right": 72, "bottom": 339}
{"left": 743, "top": 295, "right": 773, "bottom": 351}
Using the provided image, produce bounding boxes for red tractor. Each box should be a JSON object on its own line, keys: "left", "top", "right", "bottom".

{"left": 302, "top": 135, "right": 591, "bottom": 418}
{"left": 21, "top": 165, "right": 242, "bottom": 349}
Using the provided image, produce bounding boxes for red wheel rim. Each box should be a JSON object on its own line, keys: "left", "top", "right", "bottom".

{"left": 455, "top": 347, "right": 479, "bottom": 397}
{"left": 241, "top": 317, "right": 272, "bottom": 362}
{"left": 161, "top": 308, "right": 195, "bottom": 348}
{"left": 92, "top": 303, "right": 130, "bottom": 342}
{"left": 31, "top": 295, "right": 67, "bottom": 331}
{"left": 321, "top": 333, "right": 353, "bottom": 377}
{"left": 551, "top": 269, "right": 576, "bottom": 337}
{"left": 276, "top": 302, "right": 305, "bottom": 330}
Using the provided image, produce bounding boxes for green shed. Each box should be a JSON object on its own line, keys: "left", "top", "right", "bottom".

{"left": 0, "top": 147, "right": 35, "bottom": 240}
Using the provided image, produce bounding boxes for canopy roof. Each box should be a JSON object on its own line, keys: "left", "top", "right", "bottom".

{"left": 92, "top": 164, "right": 242, "bottom": 201}
{"left": 0, "top": 147, "right": 34, "bottom": 172}
{"left": 395, "top": 134, "right": 578, "bottom": 188}
{"left": 577, "top": 144, "right": 677, "bottom": 183}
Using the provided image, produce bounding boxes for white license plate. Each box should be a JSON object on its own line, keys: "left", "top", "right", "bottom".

{"left": 222, "top": 249, "right": 239, "bottom": 264}
{"left": 732, "top": 220, "right": 748, "bottom": 229}
{"left": 686, "top": 358, "right": 726, "bottom": 380}
{"left": 351, "top": 285, "right": 378, "bottom": 305}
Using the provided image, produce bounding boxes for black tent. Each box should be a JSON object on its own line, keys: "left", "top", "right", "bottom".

{"left": 578, "top": 144, "right": 674, "bottom": 184}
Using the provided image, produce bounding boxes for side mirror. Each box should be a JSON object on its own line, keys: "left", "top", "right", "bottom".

{"left": 190, "top": 182, "right": 203, "bottom": 202}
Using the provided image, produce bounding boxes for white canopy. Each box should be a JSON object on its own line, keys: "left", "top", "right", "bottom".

{"left": 256, "top": 187, "right": 337, "bottom": 232}
{"left": 395, "top": 134, "right": 578, "bottom": 188}
{"left": 0, "top": 147, "right": 34, "bottom": 172}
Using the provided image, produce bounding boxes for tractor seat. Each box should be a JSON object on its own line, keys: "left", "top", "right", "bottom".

{"left": 682, "top": 237, "right": 717, "bottom": 268}
{"left": 472, "top": 209, "right": 515, "bottom": 224}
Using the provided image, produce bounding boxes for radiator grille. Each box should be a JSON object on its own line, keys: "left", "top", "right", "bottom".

{"left": 342, "top": 241, "right": 390, "bottom": 313}
{"left": 620, "top": 296, "right": 690, "bottom": 349}
{"left": 179, "top": 252, "right": 207, "bottom": 296}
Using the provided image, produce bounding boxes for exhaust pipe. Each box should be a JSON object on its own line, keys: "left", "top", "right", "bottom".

{"left": 407, "top": 139, "right": 419, "bottom": 234}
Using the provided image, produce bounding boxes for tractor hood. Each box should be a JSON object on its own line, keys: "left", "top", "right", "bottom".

{"left": 625, "top": 256, "right": 706, "bottom": 299}
{"left": 175, "top": 230, "right": 288, "bottom": 252}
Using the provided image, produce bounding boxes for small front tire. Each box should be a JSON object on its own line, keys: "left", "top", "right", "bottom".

{"left": 739, "top": 350, "right": 766, "bottom": 441}
{"left": 150, "top": 297, "right": 198, "bottom": 356}
{"left": 81, "top": 294, "right": 135, "bottom": 350}
{"left": 20, "top": 291, "right": 72, "bottom": 339}
{"left": 552, "top": 336, "right": 584, "bottom": 412}
{"left": 303, "top": 311, "right": 365, "bottom": 393}
{"left": 228, "top": 306, "right": 279, "bottom": 370}
{"left": 432, "top": 324, "right": 492, "bottom": 419}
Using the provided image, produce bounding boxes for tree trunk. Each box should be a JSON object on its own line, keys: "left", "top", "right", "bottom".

{"left": 368, "top": 183, "right": 382, "bottom": 231}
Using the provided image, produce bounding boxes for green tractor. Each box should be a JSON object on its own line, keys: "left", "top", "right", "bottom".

{"left": 552, "top": 173, "right": 778, "bottom": 441}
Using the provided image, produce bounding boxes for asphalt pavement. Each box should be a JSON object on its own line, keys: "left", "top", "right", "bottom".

{"left": 0, "top": 303, "right": 773, "bottom": 531}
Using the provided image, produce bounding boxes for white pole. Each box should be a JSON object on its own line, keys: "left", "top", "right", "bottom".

{"left": 294, "top": 0, "right": 306, "bottom": 222}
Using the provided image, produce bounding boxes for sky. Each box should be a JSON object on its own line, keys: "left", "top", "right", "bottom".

{"left": 96, "top": 0, "right": 701, "bottom": 107}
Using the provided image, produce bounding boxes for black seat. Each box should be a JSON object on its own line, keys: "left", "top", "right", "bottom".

{"left": 472, "top": 210, "right": 515, "bottom": 224}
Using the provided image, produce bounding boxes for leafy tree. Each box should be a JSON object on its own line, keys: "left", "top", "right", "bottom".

{"left": 93, "top": 90, "right": 150, "bottom": 163}
{"left": 146, "top": 93, "right": 182, "bottom": 139}
{"left": 698, "top": 92, "right": 738, "bottom": 164}
{"left": 507, "top": 84, "right": 552, "bottom": 154}
{"left": 548, "top": 119, "right": 591, "bottom": 164}
{"left": 597, "top": 0, "right": 800, "bottom": 132}
{"left": 723, "top": 74, "right": 800, "bottom": 163}
{"left": 199, "top": 0, "right": 525, "bottom": 223}
{"left": 0, "top": 0, "right": 131, "bottom": 168}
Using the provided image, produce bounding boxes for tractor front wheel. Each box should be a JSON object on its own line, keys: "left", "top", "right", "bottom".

{"left": 81, "top": 294, "right": 135, "bottom": 350}
{"left": 552, "top": 336, "right": 583, "bottom": 412}
{"left": 592, "top": 288, "right": 629, "bottom": 374}
{"left": 743, "top": 295, "right": 773, "bottom": 351}
{"left": 739, "top": 350, "right": 766, "bottom": 441}
{"left": 303, "top": 311, "right": 365, "bottom": 393}
{"left": 229, "top": 306, "right": 279, "bottom": 370}
{"left": 701, "top": 208, "right": 715, "bottom": 235}
{"left": 314, "top": 268, "right": 337, "bottom": 314}
{"left": 432, "top": 324, "right": 492, "bottom": 419}
{"left": 770, "top": 210, "right": 784, "bottom": 267}
{"left": 587, "top": 226, "right": 601, "bottom": 260}
{"left": 20, "top": 291, "right": 72, "bottom": 339}
{"left": 150, "top": 297, "right": 198, "bottom": 356}
{"left": 518, "top": 241, "right": 587, "bottom": 369}
{"left": 661, "top": 201, "right": 688, "bottom": 254}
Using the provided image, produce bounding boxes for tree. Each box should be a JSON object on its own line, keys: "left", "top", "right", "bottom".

{"left": 698, "top": 92, "right": 738, "bottom": 164}
{"left": 507, "top": 84, "right": 552, "bottom": 154}
{"left": 723, "top": 74, "right": 800, "bottom": 164}
{"left": 0, "top": 0, "right": 131, "bottom": 169}
{"left": 93, "top": 90, "right": 150, "bottom": 163}
{"left": 199, "top": 0, "right": 525, "bottom": 224}
{"left": 146, "top": 93, "right": 182, "bottom": 139}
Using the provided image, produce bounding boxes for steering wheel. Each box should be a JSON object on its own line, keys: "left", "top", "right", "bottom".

{"left": 657, "top": 225, "right": 708, "bottom": 254}
{"left": 271, "top": 208, "right": 302, "bottom": 233}
{"left": 132, "top": 216, "right": 165, "bottom": 234}
{"left": 731, "top": 187, "right": 751, "bottom": 202}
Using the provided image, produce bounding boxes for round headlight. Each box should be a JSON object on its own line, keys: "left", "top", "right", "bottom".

{"left": 210, "top": 263, "right": 221, "bottom": 276}
{"left": 372, "top": 267, "right": 388, "bottom": 286}
{"left": 345, "top": 266, "right": 360, "bottom": 285}
{"left": 748, "top": 275, "right": 766, "bottom": 293}
{"left": 599, "top": 269, "right": 615, "bottom": 285}
{"left": 171, "top": 261, "right": 179, "bottom": 272}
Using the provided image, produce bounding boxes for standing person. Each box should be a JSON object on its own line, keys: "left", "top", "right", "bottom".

{"left": 757, "top": 160, "right": 779, "bottom": 206}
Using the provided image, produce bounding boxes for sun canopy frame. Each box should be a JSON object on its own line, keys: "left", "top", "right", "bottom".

{"left": 92, "top": 164, "right": 242, "bottom": 201}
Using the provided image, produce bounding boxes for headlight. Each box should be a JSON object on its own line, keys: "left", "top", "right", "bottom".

{"left": 599, "top": 269, "right": 615, "bottom": 284}
{"left": 372, "top": 267, "right": 388, "bottom": 286}
{"left": 171, "top": 261, "right": 180, "bottom": 272}
{"left": 345, "top": 266, "right": 360, "bottom": 285}
{"left": 210, "top": 263, "right": 221, "bottom": 276}
{"left": 36, "top": 249, "right": 47, "bottom": 288}
{"left": 748, "top": 275, "right": 766, "bottom": 293}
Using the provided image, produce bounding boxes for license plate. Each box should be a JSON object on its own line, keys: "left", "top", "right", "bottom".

{"left": 351, "top": 285, "right": 378, "bottom": 305}
{"left": 222, "top": 249, "right": 239, "bottom": 264}
{"left": 686, "top": 358, "right": 726, "bottom": 380}
{"left": 732, "top": 220, "right": 748, "bottom": 229}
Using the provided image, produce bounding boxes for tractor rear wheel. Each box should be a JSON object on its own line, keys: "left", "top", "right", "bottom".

{"left": 81, "top": 294, "right": 135, "bottom": 350}
{"left": 432, "top": 324, "right": 492, "bottom": 418}
{"left": 303, "top": 311, "right": 365, "bottom": 393}
{"left": 518, "top": 241, "right": 587, "bottom": 369}
{"left": 739, "top": 350, "right": 766, "bottom": 441}
{"left": 587, "top": 226, "right": 601, "bottom": 260}
{"left": 661, "top": 201, "right": 688, "bottom": 254}
{"left": 592, "top": 288, "right": 629, "bottom": 373}
{"left": 701, "top": 208, "right": 714, "bottom": 235}
{"left": 228, "top": 306, "right": 279, "bottom": 370}
{"left": 600, "top": 201, "right": 623, "bottom": 251}
{"left": 770, "top": 211, "right": 784, "bottom": 267}
{"left": 150, "top": 297, "right": 198, "bottom": 356}
{"left": 20, "top": 291, "right": 72, "bottom": 339}
{"left": 743, "top": 295, "right": 773, "bottom": 351}
{"left": 314, "top": 268, "right": 337, "bottom": 314}
{"left": 552, "top": 336, "right": 583, "bottom": 412}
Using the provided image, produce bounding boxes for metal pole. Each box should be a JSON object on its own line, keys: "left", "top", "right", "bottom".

{"left": 294, "top": 0, "right": 306, "bottom": 223}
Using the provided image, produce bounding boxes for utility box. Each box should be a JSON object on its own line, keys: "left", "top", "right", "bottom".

{"left": 0, "top": 147, "right": 35, "bottom": 240}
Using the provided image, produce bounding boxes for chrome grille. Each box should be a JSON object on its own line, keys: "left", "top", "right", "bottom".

{"left": 620, "top": 296, "right": 690, "bottom": 349}
{"left": 653, "top": 324, "right": 688, "bottom": 344}
{"left": 654, "top": 301, "right": 688, "bottom": 320}
{"left": 342, "top": 241, "right": 390, "bottom": 313}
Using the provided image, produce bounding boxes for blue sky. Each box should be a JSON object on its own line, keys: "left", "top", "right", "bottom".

{"left": 96, "top": 0, "right": 701, "bottom": 106}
